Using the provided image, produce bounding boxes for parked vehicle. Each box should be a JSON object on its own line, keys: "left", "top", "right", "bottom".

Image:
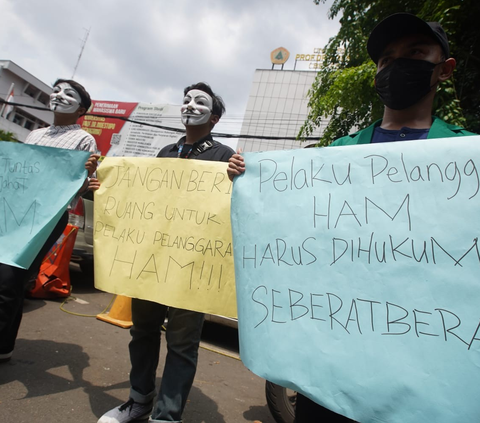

{"left": 204, "top": 314, "right": 238, "bottom": 329}
{"left": 266, "top": 381, "right": 296, "bottom": 423}
{"left": 69, "top": 190, "right": 94, "bottom": 276}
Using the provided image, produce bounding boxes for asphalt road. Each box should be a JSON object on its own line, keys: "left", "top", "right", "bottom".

{"left": 0, "top": 265, "right": 276, "bottom": 423}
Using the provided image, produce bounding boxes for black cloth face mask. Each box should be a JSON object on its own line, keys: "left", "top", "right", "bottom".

{"left": 375, "top": 58, "right": 442, "bottom": 110}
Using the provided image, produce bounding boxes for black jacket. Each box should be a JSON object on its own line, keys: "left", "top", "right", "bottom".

{"left": 157, "top": 134, "right": 234, "bottom": 163}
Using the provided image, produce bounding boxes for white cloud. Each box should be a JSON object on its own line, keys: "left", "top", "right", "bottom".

{"left": 0, "top": 0, "right": 340, "bottom": 131}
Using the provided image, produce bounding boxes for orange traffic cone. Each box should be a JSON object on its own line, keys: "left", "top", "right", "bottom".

{"left": 96, "top": 295, "right": 133, "bottom": 328}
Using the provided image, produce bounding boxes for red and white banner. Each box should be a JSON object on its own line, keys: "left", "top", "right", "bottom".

{"left": 79, "top": 100, "right": 184, "bottom": 157}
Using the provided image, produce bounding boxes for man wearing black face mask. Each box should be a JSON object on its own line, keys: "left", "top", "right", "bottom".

{"left": 227, "top": 13, "right": 476, "bottom": 181}
{"left": 294, "top": 12, "right": 477, "bottom": 423}
{"left": 331, "top": 13, "right": 476, "bottom": 147}
{"left": 227, "top": 13, "right": 478, "bottom": 422}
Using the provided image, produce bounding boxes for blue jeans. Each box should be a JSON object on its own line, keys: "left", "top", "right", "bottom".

{"left": 129, "top": 299, "right": 205, "bottom": 422}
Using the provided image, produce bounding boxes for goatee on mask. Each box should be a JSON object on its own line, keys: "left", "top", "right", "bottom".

{"left": 49, "top": 82, "right": 82, "bottom": 114}
{"left": 181, "top": 89, "right": 213, "bottom": 126}
{"left": 375, "top": 58, "right": 442, "bottom": 110}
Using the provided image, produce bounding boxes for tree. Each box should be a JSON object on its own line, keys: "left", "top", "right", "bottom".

{"left": 301, "top": 0, "right": 480, "bottom": 145}
{"left": 0, "top": 129, "right": 19, "bottom": 142}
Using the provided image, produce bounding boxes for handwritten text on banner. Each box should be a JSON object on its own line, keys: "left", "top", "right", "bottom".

{"left": 231, "top": 136, "right": 480, "bottom": 423}
{"left": 94, "top": 157, "right": 236, "bottom": 317}
{"left": 0, "top": 141, "right": 89, "bottom": 268}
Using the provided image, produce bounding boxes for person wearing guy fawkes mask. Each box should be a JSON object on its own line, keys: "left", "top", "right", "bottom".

{"left": 26, "top": 79, "right": 97, "bottom": 152}
{"left": 331, "top": 13, "right": 477, "bottom": 147}
{"left": 97, "top": 82, "right": 234, "bottom": 423}
{"left": 0, "top": 79, "right": 98, "bottom": 365}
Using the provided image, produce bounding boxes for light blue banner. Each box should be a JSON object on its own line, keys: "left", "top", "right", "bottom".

{"left": 0, "top": 141, "right": 90, "bottom": 269}
{"left": 231, "top": 136, "right": 480, "bottom": 423}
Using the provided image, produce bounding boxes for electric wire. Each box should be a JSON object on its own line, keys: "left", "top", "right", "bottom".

{"left": 60, "top": 297, "right": 241, "bottom": 361}
{"left": 59, "top": 293, "right": 116, "bottom": 317}
{"left": 0, "top": 99, "right": 323, "bottom": 141}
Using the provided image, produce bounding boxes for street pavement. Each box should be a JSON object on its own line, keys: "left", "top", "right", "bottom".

{"left": 0, "top": 266, "right": 276, "bottom": 423}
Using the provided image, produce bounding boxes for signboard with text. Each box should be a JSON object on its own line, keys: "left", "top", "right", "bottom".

{"left": 294, "top": 47, "right": 345, "bottom": 70}
{"left": 231, "top": 136, "right": 480, "bottom": 423}
{"left": 79, "top": 101, "right": 184, "bottom": 157}
{"left": 0, "top": 142, "right": 89, "bottom": 268}
{"left": 94, "top": 157, "right": 236, "bottom": 317}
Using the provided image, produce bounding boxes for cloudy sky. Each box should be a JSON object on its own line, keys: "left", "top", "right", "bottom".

{"left": 1, "top": 0, "right": 340, "bottom": 134}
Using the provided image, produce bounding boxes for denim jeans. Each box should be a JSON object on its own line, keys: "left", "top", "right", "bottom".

{"left": 129, "top": 298, "right": 205, "bottom": 422}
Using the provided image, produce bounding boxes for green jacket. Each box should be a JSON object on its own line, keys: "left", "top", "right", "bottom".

{"left": 330, "top": 116, "right": 477, "bottom": 146}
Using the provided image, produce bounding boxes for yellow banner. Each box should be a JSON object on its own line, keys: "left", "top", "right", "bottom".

{"left": 94, "top": 157, "right": 237, "bottom": 318}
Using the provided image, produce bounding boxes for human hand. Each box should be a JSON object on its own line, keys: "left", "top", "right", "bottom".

{"left": 227, "top": 152, "right": 245, "bottom": 182}
{"left": 85, "top": 154, "right": 100, "bottom": 177}
{"left": 88, "top": 177, "right": 101, "bottom": 191}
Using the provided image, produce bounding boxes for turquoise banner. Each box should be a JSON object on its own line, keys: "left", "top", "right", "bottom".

{"left": 0, "top": 141, "right": 90, "bottom": 269}
{"left": 231, "top": 136, "right": 480, "bottom": 423}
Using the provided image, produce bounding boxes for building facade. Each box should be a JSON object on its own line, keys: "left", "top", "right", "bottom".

{"left": 0, "top": 60, "right": 53, "bottom": 141}
{"left": 237, "top": 69, "right": 327, "bottom": 152}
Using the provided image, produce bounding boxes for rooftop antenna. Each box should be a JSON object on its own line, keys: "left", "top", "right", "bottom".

{"left": 72, "top": 27, "right": 90, "bottom": 79}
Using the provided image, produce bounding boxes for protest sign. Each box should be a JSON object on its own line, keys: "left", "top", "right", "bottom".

{"left": 0, "top": 141, "right": 90, "bottom": 268}
{"left": 94, "top": 157, "right": 236, "bottom": 317}
{"left": 231, "top": 136, "right": 480, "bottom": 423}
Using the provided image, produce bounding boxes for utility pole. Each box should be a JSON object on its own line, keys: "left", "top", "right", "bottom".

{"left": 72, "top": 27, "right": 90, "bottom": 79}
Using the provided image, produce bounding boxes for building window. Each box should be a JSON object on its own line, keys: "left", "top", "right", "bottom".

{"left": 24, "top": 119, "right": 34, "bottom": 130}
{"left": 37, "top": 92, "right": 50, "bottom": 105}
{"left": 12, "top": 112, "right": 24, "bottom": 126}
{"left": 24, "top": 84, "right": 40, "bottom": 99}
{"left": 11, "top": 109, "right": 46, "bottom": 130}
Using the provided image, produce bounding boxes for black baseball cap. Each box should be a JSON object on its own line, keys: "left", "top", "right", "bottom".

{"left": 367, "top": 13, "right": 450, "bottom": 64}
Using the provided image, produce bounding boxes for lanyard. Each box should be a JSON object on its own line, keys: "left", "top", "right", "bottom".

{"left": 177, "top": 138, "right": 213, "bottom": 158}
{"left": 177, "top": 143, "right": 193, "bottom": 159}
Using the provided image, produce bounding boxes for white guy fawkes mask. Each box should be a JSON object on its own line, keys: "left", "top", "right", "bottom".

{"left": 49, "top": 82, "right": 82, "bottom": 114}
{"left": 181, "top": 89, "right": 213, "bottom": 126}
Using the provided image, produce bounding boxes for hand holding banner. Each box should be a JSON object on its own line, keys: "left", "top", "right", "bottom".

{"left": 94, "top": 157, "right": 236, "bottom": 318}
{"left": 0, "top": 141, "right": 89, "bottom": 269}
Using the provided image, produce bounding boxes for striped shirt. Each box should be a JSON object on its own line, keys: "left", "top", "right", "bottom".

{"left": 25, "top": 124, "right": 97, "bottom": 152}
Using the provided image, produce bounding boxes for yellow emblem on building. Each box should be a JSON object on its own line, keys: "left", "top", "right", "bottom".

{"left": 270, "top": 47, "right": 290, "bottom": 65}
